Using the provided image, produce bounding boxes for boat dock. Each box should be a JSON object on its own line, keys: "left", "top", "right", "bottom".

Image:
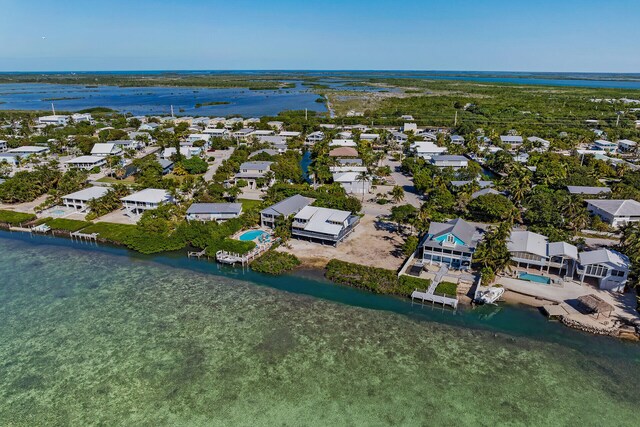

{"left": 70, "top": 231, "right": 98, "bottom": 242}
{"left": 410, "top": 265, "right": 459, "bottom": 309}
{"left": 188, "top": 248, "right": 208, "bottom": 259}
{"left": 215, "top": 239, "right": 277, "bottom": 266}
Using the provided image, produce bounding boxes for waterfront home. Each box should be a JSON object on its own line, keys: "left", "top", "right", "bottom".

{"left": 203, "top": 128, "right": 230, "bottom": 139}
{"left": 186, "top": 203, "right": 243, "bottom": 222}
{"left": 121, "top": 189, "right": 174, "bottom": 215}
{"left": 279, "top": 131, "right": 301, "bottom": 139}
{"left": 593, "top": 139, "right": 618, "bottom": 152}
{"left": 233, "top": 128, "right": 256, "bottom": 142}
{"left": 500, "top": 135, "right": 523, "bottom": 149}
{"left": 567, "top": 186, "right": 611, "bottom": 196}
{"left": 450, "top": 135, "right": 465, "bottom": 145}
{"left": 332, "top": 171, "right": 371, "bottom": 195}
{"left": 291, "top": 206, "right": 359, "bottom": 246}
{"left": 418, "top": 218, "right": 482, "bottom": 270}
{"left": 91, "top": 143, "right": 123, "bottom": 157}
{"left": 62, "top": 186, "right": 110, "bottom": 211}
{"left": 507, "top": 230, "right": 578, "bottom": 277}
{"left": 576, "top": 249, "right": 630, "bottom": 292}
{"left": 411, "top": 142, "right": 447, "bottom": 160}
{"left": 186, "top": 133, "right": 211, "bottom": 145}
{"left": 65, "top": 155, "right": 107, "bottom": 170}
{"left": 585, "top": 199, "right": 640, "bottom": 228}
{"left": 234, "top": 161, "right": 273, "bottom": 189}
{"left": 329, "top": 147, "right": 359, "bottom": 158}
{"left": 260, "top": 194, "right": 315, "bottom": 228}
{"left": 617, "top": 139, "right": 637, "bottom": 152}
{"left": 305, "top": 131, "right": 325, "bottom": 144}
{"left": 0, "top": 140, "right": 7, "bottom": 152}
{"left": 430, "top": 155, "right": 468, "bottom": 169}
{"left": 38, "top": 115, "right": 69, "bottom": 126}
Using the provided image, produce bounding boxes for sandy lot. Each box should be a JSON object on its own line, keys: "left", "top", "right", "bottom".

{"left": 277, "top": 214, "right": 406, "bottom": 271}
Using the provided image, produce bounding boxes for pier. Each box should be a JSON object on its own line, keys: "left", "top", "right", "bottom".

{"left": 70, "top": 231, "right": 98, "bottom": 242}
{"left": 188, "top": 248, "right": 208, "bottom": 259}
{"left": 215, "top": 239, "right": 277, "bottom": 266}
{"left": 410, "top": 265, "right": 459, "bottom": 309}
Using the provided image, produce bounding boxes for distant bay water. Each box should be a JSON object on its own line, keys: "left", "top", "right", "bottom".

{"left": 0, "top": 231, "right": 638, "bottom": 425}
{"left": 1, "top": 71, "right": 639, "bottom": 117}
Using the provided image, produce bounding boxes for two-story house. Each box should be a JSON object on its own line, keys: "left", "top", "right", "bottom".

{"left": 418, "top": 218, "right": 483, "bottom": 270}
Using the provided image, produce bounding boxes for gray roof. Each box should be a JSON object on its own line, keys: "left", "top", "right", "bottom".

{"left": 579, "top": 249, "right": 630, "bottom": 269}
{"left": 451, "top": 180, "right": 494, "bottom": 188}
{"left": 239, "top": 161, "right": 273, "bottom": 170}
{"left": 428, "top": 218, "right": 478, "bottom": 247}
{"left": 471, "top": 188, "right": 501, "bottom": 199}
{"left": 261, "top": 194, "right": 315, "bottom": 217}
{"left": 158, "top": 159, "right": 174, "bottom": 169}
{"left": 500, "top": 135, "right": 523, "bottom": 143}
{"left": 508, "top": 230, "right": 548, "bottom": 258}
{"left": 586, "top": 199, "right": 640, "bottom": 216}
{"left": 187, "top": 203, "right": 242, "bottom": 215}
{"left": 567, "top": 186, "right": 611, "bottom": 195}
{"left": 548, "top": 241, "right": 578, "bottom": 260}
{"left": 431, "top": 155, "right": 468, "bottom": 162}
{"left": 249, "top": 149, "right": 279, "bottom": 158}
{"left": 63, "top": 186, "right": 109, "bottom": 201}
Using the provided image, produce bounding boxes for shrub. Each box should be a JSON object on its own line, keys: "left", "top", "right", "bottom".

{"left": 206, "top": 238, "right": 256, "bottom": 256}
{"left": 0, "top": 210, "right": 37, "bottom": 225}
{"left": 252, "top": 250, "right": 301, "bottom": 275}
{"left": 325, "top": 259, "right": 425, "bottom": 296}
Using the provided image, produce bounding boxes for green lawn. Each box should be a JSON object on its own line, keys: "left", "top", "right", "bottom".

{"left": 435, "top": 281, "right": 459, "bottom": 297}
{"left": 0, "top": 210, "right": 37, "bottom": 226}
{"left": 81, "top": 222, "right": 137, "bottom": 243}
{"left": 43, "top": 218, "right": 93, "bottom": 232}
{"left": 96, "top": 176, "right": 136, "bottom": 185}
{"left": 238, "top": 198, "right": 263, "bottom": 211}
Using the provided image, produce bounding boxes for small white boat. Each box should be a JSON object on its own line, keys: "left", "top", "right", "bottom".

{"left": 476, "top": 287, "right": 505, "bottom": 305}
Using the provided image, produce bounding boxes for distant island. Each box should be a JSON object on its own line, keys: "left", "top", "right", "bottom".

{"left": 195, "top": 101, "right": 231, "bottom": 108}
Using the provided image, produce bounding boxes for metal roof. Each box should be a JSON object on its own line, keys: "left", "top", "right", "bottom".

{"left": 567, "top": 186, "right": 611, "bottom": 195}
{"left": 261, "top": 194, "right": 314, "bottom": 217}
{"left": 187, "top": 203, "right": 242, "bottom": 215}
{"left": 579, "top": 248, "right": 630, "bottom": 269}
{"left": 586, "top": 199, "right": 640, "bottom": 216}
{"left": 121, "top": 188, "right": 171, "bottom": 204}
{"left": 63, "top": 186, "right": 109, "bottom": 201}
{"left": 508, "top": 230, "right": 548, "bottom": 259}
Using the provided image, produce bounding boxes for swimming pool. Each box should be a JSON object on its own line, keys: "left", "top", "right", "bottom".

{"left": 518, "top": 272, "right": 551, "bottom": 284}
{"left": 238, "top": 230, "right": 268, "bottom": 241}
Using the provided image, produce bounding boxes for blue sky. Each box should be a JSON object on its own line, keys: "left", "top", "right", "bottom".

{"left": 0, "top": 0, "right": 638, "bottom": 72}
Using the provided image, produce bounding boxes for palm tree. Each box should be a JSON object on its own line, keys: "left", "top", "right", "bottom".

{"left": 391, "top": 185, "right": 405, "bottom": 203}
{"left": 356, "top": 171, "right": 370, "bottom": 201}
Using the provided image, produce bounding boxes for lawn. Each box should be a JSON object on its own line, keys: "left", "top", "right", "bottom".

{"left": 42, "top": 218, "right": 92, "bottom": 232}
{"left": 96, "top": 176, "right": 136, "bottom": 185}
{"left": 81, "top": 222, "right": 137, "bottom": 243}
{"left": 0, "top": 210, "right": 37, "bottom": 226}
{"left": 238, "top": 198, "right": 263, "bottom": 211}
{"left": 435, "top": 281, "right": 459, "bottom": 297}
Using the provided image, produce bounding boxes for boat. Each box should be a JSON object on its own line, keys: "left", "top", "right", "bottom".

{"left": 476, "top": 287, "right": 505, "bottom": 305}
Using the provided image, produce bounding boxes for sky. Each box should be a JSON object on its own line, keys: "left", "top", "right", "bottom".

{"left": 0, "top": 0, "right": 639, "bottom": 73}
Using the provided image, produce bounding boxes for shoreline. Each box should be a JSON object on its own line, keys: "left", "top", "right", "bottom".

{"left": 1, "top": 224, "right": 638, "bottom": 341}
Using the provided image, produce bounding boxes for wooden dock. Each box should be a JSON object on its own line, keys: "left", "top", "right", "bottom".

{"left": 188, "top": 248, "right": 208, "bottom": 259}
{"left": 411, "top": 289, "right": 459, "bottom": 309}
{"left": 215, "top": 239, "right": 278, "bottom": 266}
{"left": 70, "top": 231, "right": 98, "bottom": 242}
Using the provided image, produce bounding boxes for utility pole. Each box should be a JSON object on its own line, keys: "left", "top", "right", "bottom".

{"left": 305, "top": 108, "right": 308, "bottom": 121}
{"left": 616, "top": 113, "right": 620, "bottom": 127}
{"left": 454, "top": 110, "right": 458, "bottom": 127}
{"left": 51, "top": 103, "right": 55, "bottom": 115}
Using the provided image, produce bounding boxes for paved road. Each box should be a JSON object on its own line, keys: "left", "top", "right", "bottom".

{"left": 383, "top": 157, "right": 422, "bottom": 208}
{"left": 204, "top": 147, "right": 235, "bottom": 182}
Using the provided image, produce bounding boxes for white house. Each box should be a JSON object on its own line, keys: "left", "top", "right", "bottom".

{"left": 162, "top": 146, "right": 201, "bottom": 159}
{"left": 65, "top": 155, "right": 107, "bottom": 170}
{"left": 234, "top": 161, "right": 273, "bottom": 189}
{"left": 507, "top": 230, "right": 578, "bottom": 278}
{"left": 291, "top": 206, "right": 359, "bottom": 246}
{"left": 186, "top": 203, "right": 243, "bottom": 222}
{"left": 91, "top": 143, "right": 123, "bottom": 157}
{"left": 527, "top": 136, "right": 551, "bottom": 152}
{"left": 7, "top": 146, "right": 50, "bottom": 157}
{"left": 402, "top": 123, "right": 418, "bottom": 133}
{"left": 38, "top": 115, "right": 69, "bottom": 126}
{"left": 390, "top": 131, "right": 408, "bottom": 144}
{"left": 71, "top": 113, "right": 93, "bottom": 123}
{"left": 576, "top": 249, "right": 630, "bottom": 292}
{"left": 360, "top": 133, "right": 379, "bottom": 142}
{"left": 186, "top": 133, "right": 211, "bottom": 145}
{"left": 62, "top": 186, "right": 110, "bottom": 211}
{"left": 121, "top": 189, "right": 174, "bottom": 215}
{"left": 0, "top": 153, "right": 20, "bottom": 166}
{"left": 305, "top": 131, "right": 325, "bottom": 144}
{"left": 411, "top": 142, "right": 447, "bottom": 160}
{"left": 203, "top": 128, "right": 230, "bottom": 139}
{"left": 586, "top": 199, "right": 640, "bottom": 228}
{"left": 500, "top": 135, "right": 523, "bottom": 149}
{"left": 279, "top": 131, "right": 301, "bottom": 139}
{"left": 233, "top": 128, "right": 256, "bottom": 142}
{"left": 332, "top": 171, "right": 371, "bottom": 195}
{"left": 430, "top": 155, "right": 469, "bottom": 169}
{"left": 450, "top": 135, "right": 465, "bottom": 145}
{"left": 329, "top": 139, "right": 357, "bottom": 147}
